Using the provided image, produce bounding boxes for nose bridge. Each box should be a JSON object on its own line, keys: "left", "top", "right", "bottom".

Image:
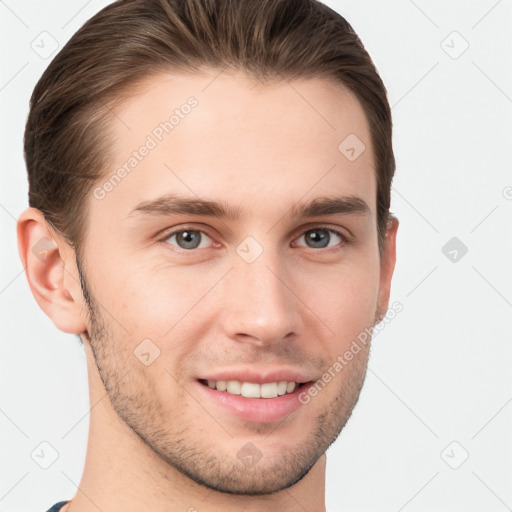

{"left": 221, "top": 241, "right": 299, "bottom": 345}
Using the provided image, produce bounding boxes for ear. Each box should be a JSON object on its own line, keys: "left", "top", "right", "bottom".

{"left": 17, "top": 207, "right": 87, "bottom": 334}
{"left": 376, "top": 215, "right": 399, "bottom": 319}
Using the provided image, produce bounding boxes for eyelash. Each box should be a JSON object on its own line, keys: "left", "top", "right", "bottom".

{"left": 158, "top": 225, "right": 350, "bottom": 253}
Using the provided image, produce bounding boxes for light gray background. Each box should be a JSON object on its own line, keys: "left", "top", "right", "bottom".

{"left": 1, "top": 1, "right": 511, "bottom": 511}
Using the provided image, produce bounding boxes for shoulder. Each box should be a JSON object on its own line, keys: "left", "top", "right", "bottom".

{"left": 45, "top": 501, "right": 69, "bottom": 512}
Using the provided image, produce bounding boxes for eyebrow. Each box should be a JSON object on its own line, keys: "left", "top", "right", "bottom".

{"left": 128, "top": 194, "right": 243, "bottom": 220}
{"left": 128, "top": 193, "right": 371, "bottom": 220}
{"left": 289, "top": 195, "right": 370, "bottom": 219}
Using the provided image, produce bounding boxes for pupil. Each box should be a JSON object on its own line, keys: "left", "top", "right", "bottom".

{"left": 177, "top": 230, "right": 200, "bottom": 249}
{"left": 307, "top": 229, "right": 329, "bottom": 248}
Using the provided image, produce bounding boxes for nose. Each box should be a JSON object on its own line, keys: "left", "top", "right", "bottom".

{"left": 219, "top": 248, "right": 302, "bottom": 348}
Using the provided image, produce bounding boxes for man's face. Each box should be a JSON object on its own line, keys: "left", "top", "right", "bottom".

{"left": 77, "top": 71, "right": 395, "bottom": 494}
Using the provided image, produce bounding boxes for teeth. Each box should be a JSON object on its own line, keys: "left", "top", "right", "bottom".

{"left": 261, "top": 383, "right": 277, "bottom": 398}
{"left": 241, "top": 382, "right": 260, "bottom": 398}
{"left": 227, "top": 380, "right": 241, "bottom": 395}
{"left": 277, "top": 381, "right": 288, "bottom": 395}
{"left": 286, "top": 382, "right": 296, "bottom": 393}
{"left": 205, "top": 379, "right": 300, "bottom": 398}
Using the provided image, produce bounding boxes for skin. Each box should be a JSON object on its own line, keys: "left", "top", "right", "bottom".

{"left": 17, "top": 70, "right": 398, "bottom": 512}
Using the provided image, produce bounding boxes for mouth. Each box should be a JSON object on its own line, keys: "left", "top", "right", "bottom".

{"left": 198, "top": 378, "right": 310, "bottom": 398}
{"left": 196, "top": 378, "right": 314, "bottom": 423}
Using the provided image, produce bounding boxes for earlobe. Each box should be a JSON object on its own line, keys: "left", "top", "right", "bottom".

{"left": 17, "top": 207, "right": 87, "bottom": 335}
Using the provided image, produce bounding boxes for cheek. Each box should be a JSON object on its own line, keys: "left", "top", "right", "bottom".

{"left": 297, "top": 260, "right": 380, "bottom": 346}
{"left": 86, "top": 250, "right": 233, "bottom": 390}
{"left": 99, "top": 260, "right": 224, "bottom": 350}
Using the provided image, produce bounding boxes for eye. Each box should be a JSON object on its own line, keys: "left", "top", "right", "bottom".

{"left": 294, "top": 227, "right": 346, "bottom": 250}
{"left": 163, "top": 229, "right": 214, "bottom": 250}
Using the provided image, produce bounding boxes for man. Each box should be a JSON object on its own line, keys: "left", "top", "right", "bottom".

{"left": 17, "top": 0, "right": 398, "bottom": 510}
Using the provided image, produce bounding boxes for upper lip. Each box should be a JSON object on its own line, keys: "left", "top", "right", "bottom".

{"left": 197, "top": 368, "right": 316, "bottom": 385}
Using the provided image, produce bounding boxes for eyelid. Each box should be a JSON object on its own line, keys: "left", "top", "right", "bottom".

{"left": 158, "top": 223, "right": 215, "bottom": 240}
{"left": 291, "top": 225, "right": 350, "bottom": 251}
{"left": 291, "top": 223, "right": 352, "bottom": 243}
{"left": 158, "top": 224, "right": 219, "bottom": 250}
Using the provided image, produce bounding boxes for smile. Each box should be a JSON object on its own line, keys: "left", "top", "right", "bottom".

{"left": 199, "top": 379, "right": 305, "bottom": 398}
{"left": 196, "top": 378, "right": 314, "bottom": 423}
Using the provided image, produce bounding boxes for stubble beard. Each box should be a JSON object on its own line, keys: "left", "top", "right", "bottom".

{"left": 77, "top": 258, "right": 372, "bottom": 495}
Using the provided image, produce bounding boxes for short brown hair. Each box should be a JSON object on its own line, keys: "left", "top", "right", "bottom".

{"left": 24, "top": 0, "right": 395, "bottom": 256}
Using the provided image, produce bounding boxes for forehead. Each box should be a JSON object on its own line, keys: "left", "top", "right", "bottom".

{"left": 91, "top": 70, "right": 376, "bottom": 226}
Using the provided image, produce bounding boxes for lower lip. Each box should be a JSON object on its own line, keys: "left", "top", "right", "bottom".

{"left": 195, "top": 380, "right": 313, "bottom": 423}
